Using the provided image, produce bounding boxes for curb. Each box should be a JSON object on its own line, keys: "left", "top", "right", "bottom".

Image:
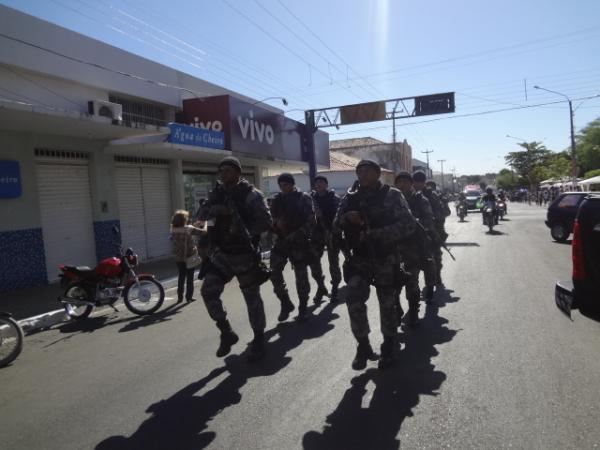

{"left": 18, "top": 275, "right": 179, "bottom": 333}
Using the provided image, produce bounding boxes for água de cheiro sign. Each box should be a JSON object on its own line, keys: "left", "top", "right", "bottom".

{"left": 167, "top": 123, "right": 225, "bottom": 150}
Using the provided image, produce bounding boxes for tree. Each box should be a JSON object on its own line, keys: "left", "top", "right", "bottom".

{"left": 584, "top": 168, "right": 600, "bottom": 179}
{"left": 547, "top": 151, "right": 571, "bottom": 180}
{"left": 576, "top": 117, "right": 600, "bottom": 175}
{"left": 496, "top": 168, "right": 518, "bottom": 191}
{"left": 505, "top": 141, "right": 552, "bottom": 193}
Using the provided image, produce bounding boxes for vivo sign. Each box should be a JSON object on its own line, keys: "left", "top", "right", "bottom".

{"left": 179, "top": 94, "right": 328, "bottom": 165}
{"left": 237, "top": 110, "right": 275, "bottom": 145}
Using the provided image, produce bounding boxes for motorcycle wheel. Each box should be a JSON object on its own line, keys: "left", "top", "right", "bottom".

{"left": 123, "top": 276, "right": 165, "bottom": 316}
{"left": 63, "top": 283, "right": 94, "bottom": 320}
{"left": 0, "top": 316, "right": 24, "bottom": 368}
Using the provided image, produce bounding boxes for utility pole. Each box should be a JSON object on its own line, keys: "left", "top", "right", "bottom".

{"left": 421, "top": 149, "right": 433, "bottom": 178}
{"left": 438, "top": 159, "right": 446, "bottom": 191}
{"left": 534, "top": 86, "right": 578, "bottom": 189}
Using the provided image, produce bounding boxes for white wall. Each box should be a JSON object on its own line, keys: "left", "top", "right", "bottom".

{"left": 0, "top": 4, "right": 283, "bottom": 112}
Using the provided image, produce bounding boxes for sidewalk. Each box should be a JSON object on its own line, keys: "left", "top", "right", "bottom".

{"left": 0, "top": 257, "right": 180, "bottom": 322}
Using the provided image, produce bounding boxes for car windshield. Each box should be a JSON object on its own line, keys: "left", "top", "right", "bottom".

{"left": 465, "top": 191, "right": 480, "bottom": 197}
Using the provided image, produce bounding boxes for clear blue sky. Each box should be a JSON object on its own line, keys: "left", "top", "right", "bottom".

{"left": 2, "top": 0, "right": 600, "bottom": 175}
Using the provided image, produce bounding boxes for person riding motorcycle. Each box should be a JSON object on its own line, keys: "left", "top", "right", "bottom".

{"left": 480, "top": 188, "right": 498, "bottom": 225}
{"left": 456, "top": 192, "right": 468, "bottom": 216}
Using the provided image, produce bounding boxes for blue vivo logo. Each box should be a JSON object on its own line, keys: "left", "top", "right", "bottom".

{"left": 0, "top": 160, "right": 21, "bottom": 198}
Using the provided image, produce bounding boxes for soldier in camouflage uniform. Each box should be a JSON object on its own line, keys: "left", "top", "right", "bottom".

{"left": 198, "top": 156, "right": 272, "bottom": 362}
{"left": 269, "top": 173, "right": 316, "bottom": 322}
{"left": 335, "top": 160, "right": 416, "bottom": 370}
{"left": 394, "top": 171, "right": 441, "bottom": 326}
{"left": 309, "top": 175, "right": 342, "bottom": 303}
{"left": 413, "top": 172, "right": 447, "bottom": 290}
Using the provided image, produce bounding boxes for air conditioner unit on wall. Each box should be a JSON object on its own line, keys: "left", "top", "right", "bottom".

{"left": 88, "top": 100, "right": 123, "bottom": 123}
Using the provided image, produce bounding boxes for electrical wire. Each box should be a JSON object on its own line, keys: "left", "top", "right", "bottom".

{"left": 221, "top": 0, "right": 365, "bottom": 102}
{"left": 328, "top": 96, "right": 598, "bottom": 136}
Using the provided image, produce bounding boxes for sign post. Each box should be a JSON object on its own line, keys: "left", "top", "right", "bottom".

{"left": 304, "top": 92, "right": 455, "bottom": 185}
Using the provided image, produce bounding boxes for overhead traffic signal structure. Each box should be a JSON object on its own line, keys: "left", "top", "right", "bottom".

{"left": 304, "top": 92, "right": 455, "bottom": 182}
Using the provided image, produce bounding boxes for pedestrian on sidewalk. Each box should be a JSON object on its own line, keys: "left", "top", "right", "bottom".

{"left": 171, "top": 210, "right": 204, "bottom": 303}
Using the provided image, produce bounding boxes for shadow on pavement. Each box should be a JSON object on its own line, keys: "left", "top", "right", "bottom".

{"left": 118, "top": 303, "right": 187, "bottom": 333}
{"left": 302, "top": 291, "right": 459, "bottom": 450}
{"left": 445, "top": 242, "right": 480, "bottom": 247}
{"left": 554, "top": 239, "right": 573, "bottom": 245}
{"left": 486, "top": 229, "right": 507, "bottom": 236}
{"left": 95, "top": 299, "right": 342, "bottom": 450}
{"left": 43, "top": 303, "right": 188, "bottom": 347}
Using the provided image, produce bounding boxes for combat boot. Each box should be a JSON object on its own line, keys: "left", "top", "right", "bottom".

{"left": 395, "top": 300, "right": 404, "bottom": 325}
{"left": 351, "top": 337, "right": 377, "bottom": 370}
{"left": 277, "top": 294, "right": 295, "bottom": 322}
{"left": 424, "top": 285, "right": 435, "bottom": 305}
{"left": 378, "top": 336, "right": 397, "bottom": 370}
{"left": 312, "top": 284, "right": 330, "bottom": 304}
{"left": 297, "top": 300, "right": 309, "bottom": 323}
{"left": 330, "top": 284, "right": 339, "bottom": 303}
{"left": 247, "top": 330, "right": 266, "bottom": 362}
{"left": 215, "top": 320, "right": 239, "bottom": 357}
{"left": 408, "top": 306, "right": 420, "bottom": 328}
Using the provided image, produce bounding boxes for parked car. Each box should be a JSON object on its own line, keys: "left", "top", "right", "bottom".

{"left": 545, "top": 192, "right": 588, "bottom": 242}
{"left": 555, "top": 194, "right": 600, "bottom": 317}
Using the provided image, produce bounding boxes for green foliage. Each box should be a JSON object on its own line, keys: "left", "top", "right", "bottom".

{"left": 576, "top": 117, "right": 600, "bottom": 174}
{"left": 496, "top": 169, "right": 518, "bottom": 190}
{"left": 504, "top": 141, "right": 552, "bottom": 189}
{"left": 584, "top": 168, "right": 600, "bottom": 179}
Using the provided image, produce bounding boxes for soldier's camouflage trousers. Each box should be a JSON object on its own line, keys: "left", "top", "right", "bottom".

{"left": 270, "top": 247, "right": 310, "bottom": 305}
{"left": 346, "top": 273, "right": 397, "bottom": 340}
{"left": 309, "top": 240, "right": 342, "bottom": 289}
{"left": 432, "top": 246, "right": 442, "bottom": 285}
{"left": 396, "top": 265, "right": 421, "bottom": 309}
{"left": 200, "top": 250, "right": 266, "bottom": 332}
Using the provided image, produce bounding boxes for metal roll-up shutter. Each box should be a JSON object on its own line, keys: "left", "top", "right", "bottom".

{"left": 36, "top": 163, "right": 96, "bottom": 282}
{"left": 141, "top": 167, "right": 172, "bottom": 258}
{"left": 115, "top": 167, "right": 147, "bottom": 260}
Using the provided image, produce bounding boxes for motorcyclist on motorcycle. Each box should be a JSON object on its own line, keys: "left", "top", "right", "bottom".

{"left": 480, "top": 188, "right": 497, "bottom": 225}
{"left": 456, "top": 192, "right": 468, "bottom": 216}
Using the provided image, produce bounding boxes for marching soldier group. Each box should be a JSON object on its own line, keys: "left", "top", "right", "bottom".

{"left": 196, "top": 156, "right": 449, "bottom": 370}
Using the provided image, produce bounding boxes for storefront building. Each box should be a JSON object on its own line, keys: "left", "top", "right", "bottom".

{"left": 0, "top": 5, "right": 328, "bottom": 292}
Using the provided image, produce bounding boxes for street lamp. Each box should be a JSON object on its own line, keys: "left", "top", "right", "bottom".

{"left": 533, "top": 85, "right": 577, "bottom": 189}
{"left": 250, "top": 97, "right": 288, "bottom": 107}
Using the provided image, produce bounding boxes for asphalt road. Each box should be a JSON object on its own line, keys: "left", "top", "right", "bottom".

{"left": 1, "top": 202, "right": 599, "bottom": 450}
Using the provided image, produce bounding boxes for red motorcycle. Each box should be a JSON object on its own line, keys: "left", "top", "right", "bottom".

{"left": 58, "top": 231, "right": 165, "bottom": 320}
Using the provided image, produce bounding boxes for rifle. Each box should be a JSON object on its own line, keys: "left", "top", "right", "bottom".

{"left": 415, "top": 220, "right": 456, "bottom": 261}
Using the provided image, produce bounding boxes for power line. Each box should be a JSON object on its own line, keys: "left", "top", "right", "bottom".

{"left": 0, "top": 31, "right": 215, "bottom": 98}
{"left": 275, "top": 0, "right": 383, "bottom": 99}
{"left": 0, "top": 64, "right": 86, "bottom": 108}
{"left": 221, "top": 0, "right": 364, "bottom": 102}
{"left": 329, "top": 96, "right": 598, "bottom": 136}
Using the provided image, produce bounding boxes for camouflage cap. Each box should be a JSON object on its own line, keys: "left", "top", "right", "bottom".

{"left": 356, "top": 159, "right": 381, "bottom": 173}
{"left": 395, "top": 170, "right": 412, "bottom": 182}
{"left": 412, "top": 170, "right": 427, "bottom": 182}
{"left": 218, "top": 156, "right": 242, "bottom": 172}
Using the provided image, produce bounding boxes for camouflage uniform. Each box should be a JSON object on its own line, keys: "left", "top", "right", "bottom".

{"left": 198, "top": 179, "right": 272, "bottom": 333}
{"left": 336, "top": 182, "right": 416, "bottom": 341}
{"left": 309, "top": 189, "right": 342, "bottom": 299}
{"left": 421, "top": 187, "right": 447, "bottom": 285}
{"left": 269, "top": 189, "right": 316, "bottom": 314}
{"left": 397, "top": 189, "right": 439, "bottom": 318}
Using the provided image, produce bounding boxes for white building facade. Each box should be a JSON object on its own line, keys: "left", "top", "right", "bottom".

{"left": 0, "top": 5, "right": 328, "bottom": 292}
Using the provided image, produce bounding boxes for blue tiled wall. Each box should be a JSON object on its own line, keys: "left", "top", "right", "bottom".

{"left": 0, "top": 228, "right": 47, "bottom": 292}
{"left": 94, "top": 220, "right": 121, "bottom": 261}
